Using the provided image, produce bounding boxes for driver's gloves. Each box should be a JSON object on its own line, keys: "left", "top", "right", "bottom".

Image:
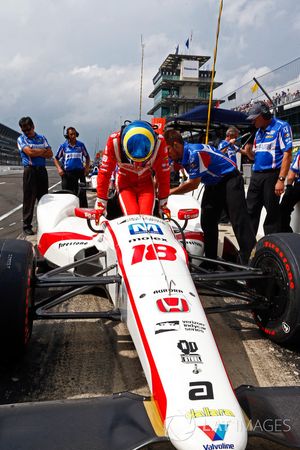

{"left": 159, "top": 198, "right": 171, "bottom": 219}
{"left": 95, "top": 198, "right": 107, "bottom": 223}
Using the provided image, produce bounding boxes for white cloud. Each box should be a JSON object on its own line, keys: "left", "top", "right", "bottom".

{"left": 223, "top": 0, "right": 274, "bottom": 27}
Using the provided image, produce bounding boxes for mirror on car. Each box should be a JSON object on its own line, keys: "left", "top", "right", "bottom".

{"left": 177, "top": 208, "right": 199, "bottom": 220}
{"left": 74, "top": 208, "right": 99, "bottom": 220}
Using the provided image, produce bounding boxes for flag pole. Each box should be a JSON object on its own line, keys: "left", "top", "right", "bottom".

{"left": 252, "top": 77, "right": 277, "bottom": 117}
{"left": 205, "top": 0, "right": 223, "bottom": 144}
{"left": 139, "top": 35, "right": 145, "bottom": 120}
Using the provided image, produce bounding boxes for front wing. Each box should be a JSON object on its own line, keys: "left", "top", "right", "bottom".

{"left": 1, "top": 387, "right": 300, "bottom": 449}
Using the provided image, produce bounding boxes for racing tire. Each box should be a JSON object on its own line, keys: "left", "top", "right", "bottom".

{"left": 0, "top": 239, "right": 35, "bottom": 356}
{"left": 250, "top": 233, "right": 300, "bottom": 345}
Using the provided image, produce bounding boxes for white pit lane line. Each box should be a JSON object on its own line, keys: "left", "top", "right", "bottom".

{"left": 0, "top": 181, "right": 60, "bottom": 223}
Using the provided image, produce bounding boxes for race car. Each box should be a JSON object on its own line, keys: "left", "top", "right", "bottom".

{"left": 0, "top": 190, "right": 300, "bottom": 450}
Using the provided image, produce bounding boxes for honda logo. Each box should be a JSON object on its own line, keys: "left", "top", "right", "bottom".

{"left": 156, "top": 297, "right": 189, "bottom": 313}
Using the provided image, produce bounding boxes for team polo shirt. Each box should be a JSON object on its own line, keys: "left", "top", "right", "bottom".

{"left": 17, "top": 133, "right": 50, "bottom": 167}
{"left": 218, "top": 139, "right": 239, "bottom": 164}
{"left": 252, "top": 118, "right": 293, "bottom": 172}
{"left": 55, "top": 140, "right": 89, "bottom": 171}
{"left": 179, "top": 142, "right": 237, "bottom": 186}
{"left": 290, "top": 150, "right": 300, "bottom": 184}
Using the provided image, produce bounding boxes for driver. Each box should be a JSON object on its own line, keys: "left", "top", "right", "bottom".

{"left": 96, "top": 120, "right": 170, "bottom": 217}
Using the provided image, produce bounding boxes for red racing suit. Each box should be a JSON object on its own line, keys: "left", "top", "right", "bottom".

{"left": 97, "top": 131, "right": 170, "bottom": 215}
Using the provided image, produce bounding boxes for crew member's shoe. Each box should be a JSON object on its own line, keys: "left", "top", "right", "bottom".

{"left": 23, "top": 228, "right": 35, "bottom": 236}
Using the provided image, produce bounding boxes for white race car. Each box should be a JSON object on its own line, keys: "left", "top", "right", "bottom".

{"left": 0, "top": 191, "right": 300, "bottom": 450}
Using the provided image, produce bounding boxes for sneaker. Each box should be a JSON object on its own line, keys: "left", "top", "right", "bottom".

{"left": 23, "top": 228, "right": 35, "bottom": 236}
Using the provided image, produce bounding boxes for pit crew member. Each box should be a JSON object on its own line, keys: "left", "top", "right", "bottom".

{"left": 17, "top": 116, "right": 53, "bottom": 235}
{"left": 164, "top": 129, "right": 256, "bottom": 264}
{"left": 242, "top": 102, "right": 293, "bottom": 235}
{"left": 218, "top": 126, "right": 240, "bottom": 164}
{"left": 54, "top": 126, "right": 90, "bottom": 207}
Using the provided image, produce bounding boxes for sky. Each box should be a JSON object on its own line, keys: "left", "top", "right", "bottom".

{"left": 1, "top": 0, "right": 300, "bottom": 157}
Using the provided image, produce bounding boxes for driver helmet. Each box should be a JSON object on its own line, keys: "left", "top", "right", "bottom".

{"left": 121, "top": 120, "right": 157, "bottom": 162}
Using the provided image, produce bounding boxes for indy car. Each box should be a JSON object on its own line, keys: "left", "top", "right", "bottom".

{"left": 1, "top": 190, "right": 300, "bottom": 450}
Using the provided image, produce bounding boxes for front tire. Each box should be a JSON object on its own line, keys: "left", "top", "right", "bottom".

{"left": 0, "top": 239, "right": 35, "bottom": 356}
{"left": 251, "top": 233, "right": 300, "bottom": 344}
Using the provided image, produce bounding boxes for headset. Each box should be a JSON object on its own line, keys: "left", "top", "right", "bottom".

{"left": 259, "top": 102, "right": 272, "bottom": 120}
{"left": 63, "top": 126, "right": 79, "bottom": 139}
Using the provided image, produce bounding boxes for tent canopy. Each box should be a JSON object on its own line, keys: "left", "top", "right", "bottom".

{"left": 166, "top": 105, "right": 250, "bottom": 129}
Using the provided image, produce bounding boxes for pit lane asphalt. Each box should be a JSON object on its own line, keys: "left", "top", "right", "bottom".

{"left": 0, "top": 170, "right": 299, "bottom": 450}
{"left": 0, "top": 167, "right": 60, "bottom": 239}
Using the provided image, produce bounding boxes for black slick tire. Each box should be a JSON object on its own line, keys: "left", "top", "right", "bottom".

{"left": 0, "top": 239, "right": 35, "bottom": 356}
{"left": 251, "top": 233, "right": 300, "bottom": 344}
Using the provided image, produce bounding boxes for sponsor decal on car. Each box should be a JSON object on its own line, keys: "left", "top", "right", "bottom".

{"left": 182, "top": 320, "right": 206, "bottom": 333}
{"left": 156, "top": 297, "right": 189, "bottom": 313}
{"left": 177, "top": 340, "right": 202, "bottom": 364}
{"left": 118, "top": 215, "right": 165, "bottom": 224}
{"left": 128, "top": 222, "right": 163, "bottom": 235}
{"left": 155, "top": 321, "right": 180, "bottom": 334}
{"left": 189, "top": 381, "right": 214, "bottom": 400}
{"left": 186, "top": 407, "right": 235, "bottom": 419}
{"left": 177, "top": 339, "right": 202, "bottom": 374}
{"left": 199, "top": 424, "right": 235, "bottom": 450}
{"left": 202, "top": 443, "right": 234, "bottom": 450}
{"left": 58, "top": 241, "right": 89, "bottom": 248}
{"left": 153, "top": 288, "right": 183, "bottom": 294}
{"left": 198, "top": 423, "right": 230, "bottom": 443}
{"left": 128, "top": 236, "right": 167, "bottom": 243}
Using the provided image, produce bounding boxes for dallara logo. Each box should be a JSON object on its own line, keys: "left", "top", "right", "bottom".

{"left": 186, "top": 407, "right": 235, "bottom": 419}
{"left": 128, "top": 223, "right": 163, "bottom": 235}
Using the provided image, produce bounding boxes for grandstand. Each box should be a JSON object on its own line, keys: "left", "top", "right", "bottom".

{"left": 0, "top": 123, "right": 20, "bottom": 166}
{"left": 220, "top": 57, "right": 300, "bottom": 147}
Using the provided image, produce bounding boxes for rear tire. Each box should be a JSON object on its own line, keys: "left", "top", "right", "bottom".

{"left": 251, "top": 233, "right": 300, "bottom": 344}
{"left": 0, "top": 239, "right": 35, "bottom": 356}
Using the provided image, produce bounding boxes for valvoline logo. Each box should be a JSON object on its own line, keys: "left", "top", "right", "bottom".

{"left": 128, "top": 222, "right": 163, "bottom": 235}
{"left": 199, "top": 424, "right": 228, "bottom": 441}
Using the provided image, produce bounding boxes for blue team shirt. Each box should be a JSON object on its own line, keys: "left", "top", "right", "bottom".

{"left": 179, "top": 142, "right": 237, "bottom": 185}
{"left": 55, "top": 140, "right": 89, "bottom": 171}
{"left": 290, "top": 150, "right": 300, "bottom": 184}
{"left": 17, "top": 133, "right": 50, "bottom": 167}
{"left": 253, "top": 118, "right": 293, "bottom": 171}
{"left": 218, "top": 140, "right": 239, "bottom": 164}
